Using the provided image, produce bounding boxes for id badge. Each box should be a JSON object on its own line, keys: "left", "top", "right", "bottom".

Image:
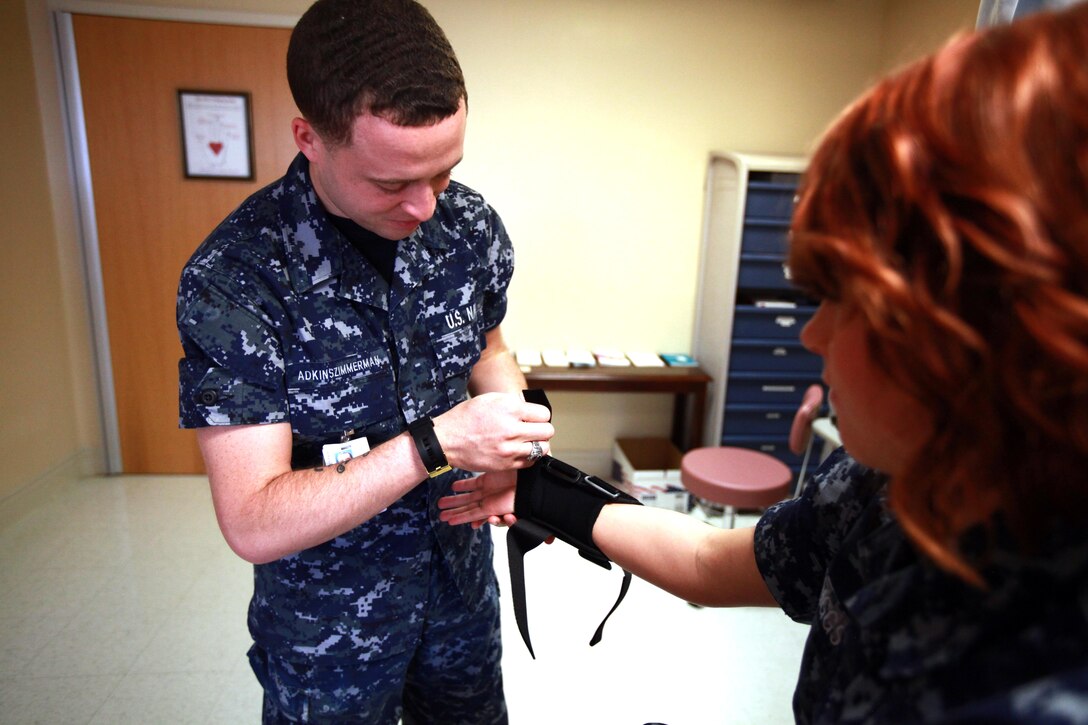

{"left": 322, "top": 436, "right": 370, "bottom": 465}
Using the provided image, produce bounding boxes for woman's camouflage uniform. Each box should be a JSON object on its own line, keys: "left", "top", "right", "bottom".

{"left": 755, "top": 449, "right": 1088, "bottom": 723}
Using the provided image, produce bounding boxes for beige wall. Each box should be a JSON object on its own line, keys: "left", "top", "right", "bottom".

{"left": 436, "top": 0, "right": 975, "bottom": 457}
{"left": 881, "top": 0, "right": 980, "bottom": 71}
{"left": 1, "top": 0, "right": 101, "bottom": 515}
{"left": 3, "top": 0, "right": 978, "bottom": 497}
{"left": 447, "top": 0, "right": 881, "bottom": 353}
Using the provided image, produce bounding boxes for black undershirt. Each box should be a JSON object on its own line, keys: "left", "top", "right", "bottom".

{"left": 329, "top": 214, "right": 398, "bottom": 284}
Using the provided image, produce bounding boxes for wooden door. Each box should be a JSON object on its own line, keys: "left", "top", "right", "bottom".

{"left": 73, "top": 15, "right": 299, "bottom": 473}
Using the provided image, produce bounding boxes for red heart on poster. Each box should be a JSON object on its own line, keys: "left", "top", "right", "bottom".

{"left": 209, "top": 142, "right": 224, "bottom": 155}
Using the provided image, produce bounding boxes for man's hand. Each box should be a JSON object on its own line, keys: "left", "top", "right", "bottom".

{"left": 433, "top": 392, "right": 553, "bottom": 473}
{"left": 438, "top": 470, "right": 518, "bottom": 529}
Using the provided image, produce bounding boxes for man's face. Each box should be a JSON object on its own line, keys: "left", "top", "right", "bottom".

{"left": 296, "top": 100, "right": 466, "bottom": 240}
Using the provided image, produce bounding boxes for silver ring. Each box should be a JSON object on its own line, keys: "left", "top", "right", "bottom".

{"left": 528, "top": 440, "right": 544, "bottom": 462}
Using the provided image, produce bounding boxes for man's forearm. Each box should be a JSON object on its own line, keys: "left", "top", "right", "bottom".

{"left": 469, "top": 326, "right": 526, "bottom": 395}
{"left": 203, "top": 390, "right": 554, "bottom": 564}
{"left": 202, "top": 425, "right": 431, "bottom": 564}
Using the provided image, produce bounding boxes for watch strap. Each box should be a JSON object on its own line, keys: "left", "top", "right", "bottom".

{"left": 407, "top": 415, "right": 452, "bottom": 478}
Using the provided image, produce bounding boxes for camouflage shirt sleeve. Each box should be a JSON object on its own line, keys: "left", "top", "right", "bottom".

{"left": 753, "top": 448, "right": 888, "bottom": 624}
{"left": 479, "top": 202, "right": 513, "bottom": 332}
{"left": 177, "top": 259, "right": 289, "bottom": 429}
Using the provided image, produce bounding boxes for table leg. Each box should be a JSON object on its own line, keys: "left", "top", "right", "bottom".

{"left": 689, "top": 391, "right": 705, "bottom": 451}
{"left": 671, "top": 390, "right": 708, "bottom": 452}
{"left": 671, "top": 393, "right": 687, "bottom": 451}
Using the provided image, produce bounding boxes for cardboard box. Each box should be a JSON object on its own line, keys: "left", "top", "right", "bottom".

{"left": 611, "top": 437, "right": 684, "bottom": 488}
{"left": 612, "top": 479, "right": 691, "bottom": 513}
{"left": 635, "top": 485, "right": 691, "bottom": 513}
{"left": 611, "top": 438, "right": 690, "bottom": 511}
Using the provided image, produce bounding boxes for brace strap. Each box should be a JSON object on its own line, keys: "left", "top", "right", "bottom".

{"left": 508, "top": 389, "right": 642, "bottom": 658}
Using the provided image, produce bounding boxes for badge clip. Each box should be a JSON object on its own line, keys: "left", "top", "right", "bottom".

{"left": 322, "top": 434, "right": 371, "bottom": 466}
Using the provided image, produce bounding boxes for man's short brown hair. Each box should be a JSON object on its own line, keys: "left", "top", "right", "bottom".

{"left": 287, "top": 0, "right": 467, "bottom": 145}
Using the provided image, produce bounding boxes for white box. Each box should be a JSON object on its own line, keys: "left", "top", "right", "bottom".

{"left": 611, "top": 437, "right": 684, "bottom": 488}
{"left": 612, "top": 479, "right": 690, "bottom": 513}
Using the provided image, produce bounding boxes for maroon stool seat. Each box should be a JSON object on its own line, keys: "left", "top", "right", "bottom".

{"left": 681, "top": 446, "right": 792, "bottom": 528}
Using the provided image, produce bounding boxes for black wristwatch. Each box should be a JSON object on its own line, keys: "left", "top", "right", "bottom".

{"left": 408, "top": 415, "right": 452, "bottom": 478}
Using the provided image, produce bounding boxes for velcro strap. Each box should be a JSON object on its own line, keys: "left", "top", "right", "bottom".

{"left": 506, "top": 520, "right": 550, "bottom": 660}
{"left": 508, "top": 517, "right": 636, "bottom": 659}
{"left": 591, "top": 569, "right": 633, "bottom": 647}
{"left": 507, "top": 389, "right": 553, "bottom": 659}
{"left": 507, "top": 389, "right": 641, "bottom": 658}
{"left": 523, "top": 387, "right": 550, "bottom": 410}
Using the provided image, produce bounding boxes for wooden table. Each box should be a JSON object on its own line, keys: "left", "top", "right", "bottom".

{"left": 523, "top": 365, "right": 712, "bottom": 452}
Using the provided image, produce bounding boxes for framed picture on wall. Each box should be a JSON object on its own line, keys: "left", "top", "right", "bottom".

{"left": 178, "top": 90, "right": 254, "bottom": 180}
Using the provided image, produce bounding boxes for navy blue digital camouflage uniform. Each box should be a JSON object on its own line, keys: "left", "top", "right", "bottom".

{"left": 177, "top": 153, "right": 511, "bottom": 723}
{"left": 755, "top": 448, "right": 1088, "bottom": 724}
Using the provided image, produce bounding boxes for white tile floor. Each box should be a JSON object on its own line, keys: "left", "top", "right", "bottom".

{"left": 0, "top": 474, "right": 808, "bottom": 724}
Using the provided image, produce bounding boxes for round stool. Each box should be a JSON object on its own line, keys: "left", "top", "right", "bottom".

{"left": 681, "top": 447, "right": 792, "bottom": 528}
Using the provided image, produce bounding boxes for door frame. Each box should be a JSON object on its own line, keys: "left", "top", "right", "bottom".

{"left": 51, "top": 2, "right": 297, "bottom": 472}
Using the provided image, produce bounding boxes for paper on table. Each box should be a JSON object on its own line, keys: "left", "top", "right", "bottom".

{"left": 515, "top": 349, "right": 542, "bottom": 367}
{"left": 566, "top": 349, "right": 597, "bottom": 368}
{"left": 541, "top": 349, "right": 570, "bottom": 367}
{"left": 626, "top": 352, "right": 665, "bottom": 367}
{"left": 594, "top": 348, "right": 631, "bottom": 367}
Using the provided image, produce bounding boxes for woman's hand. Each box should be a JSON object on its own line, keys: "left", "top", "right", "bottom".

{"left": 438, "top": 470, "right": 518, "bottom": 529}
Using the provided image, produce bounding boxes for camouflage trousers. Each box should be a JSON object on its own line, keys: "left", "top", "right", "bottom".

{"left": 249, "top": 544, "right": 507, "bottom": 724}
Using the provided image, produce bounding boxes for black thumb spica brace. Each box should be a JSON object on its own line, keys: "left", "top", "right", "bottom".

{"left": 514, "top": 455, "right": 641, "bottom": 567}
{"left": 508, "top": 389, "right": 642, "bottom": 659}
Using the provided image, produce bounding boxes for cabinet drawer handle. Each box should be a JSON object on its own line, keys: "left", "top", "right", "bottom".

{"left": 774, "top": 316, "right": 797, "bottom": 328}
{"left": 772, "top": 347, "right": 788, "bottom": 357}
{"left": 762, "top": 385, "right": 797, "bottom": 393}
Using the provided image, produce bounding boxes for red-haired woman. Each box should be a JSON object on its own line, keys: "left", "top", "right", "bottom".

{"left": 441, "top": 4, "right": 1088, "bottom": 722}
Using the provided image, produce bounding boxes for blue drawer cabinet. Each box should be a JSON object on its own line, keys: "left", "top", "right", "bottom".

{"left": 744, "top": 179, "right": 798, "bottom": 219}
{"left": 731, "top": 305, "right": 816, "bottom": 339}
{"left": 693, "top": 153, "right": 824, "bottom": 471}
{"left": 728, "top": 339, "right": 822, "bottom": 374}
{"left": 740, "top": 219, "right": 791, "bottom": 255}
{"left": 737, "top": 253, "right": 795, "bottom": 291}
{"left": 721, "top": 435, "right": 808, "bottom": 468}
{"left": 721, "top": 404, "right": 800, "bottom": 437}
{"left": 723, "top": 371, "right": 821, "bottom": 405}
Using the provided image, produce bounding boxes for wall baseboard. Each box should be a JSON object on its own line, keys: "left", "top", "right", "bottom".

{"left": 0, "top": 448, "right": 98, "bottom": 530}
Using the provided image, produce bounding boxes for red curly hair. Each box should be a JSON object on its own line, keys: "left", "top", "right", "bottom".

{"left": 788, "top": 4, "right": 1088, "bottom": 585}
